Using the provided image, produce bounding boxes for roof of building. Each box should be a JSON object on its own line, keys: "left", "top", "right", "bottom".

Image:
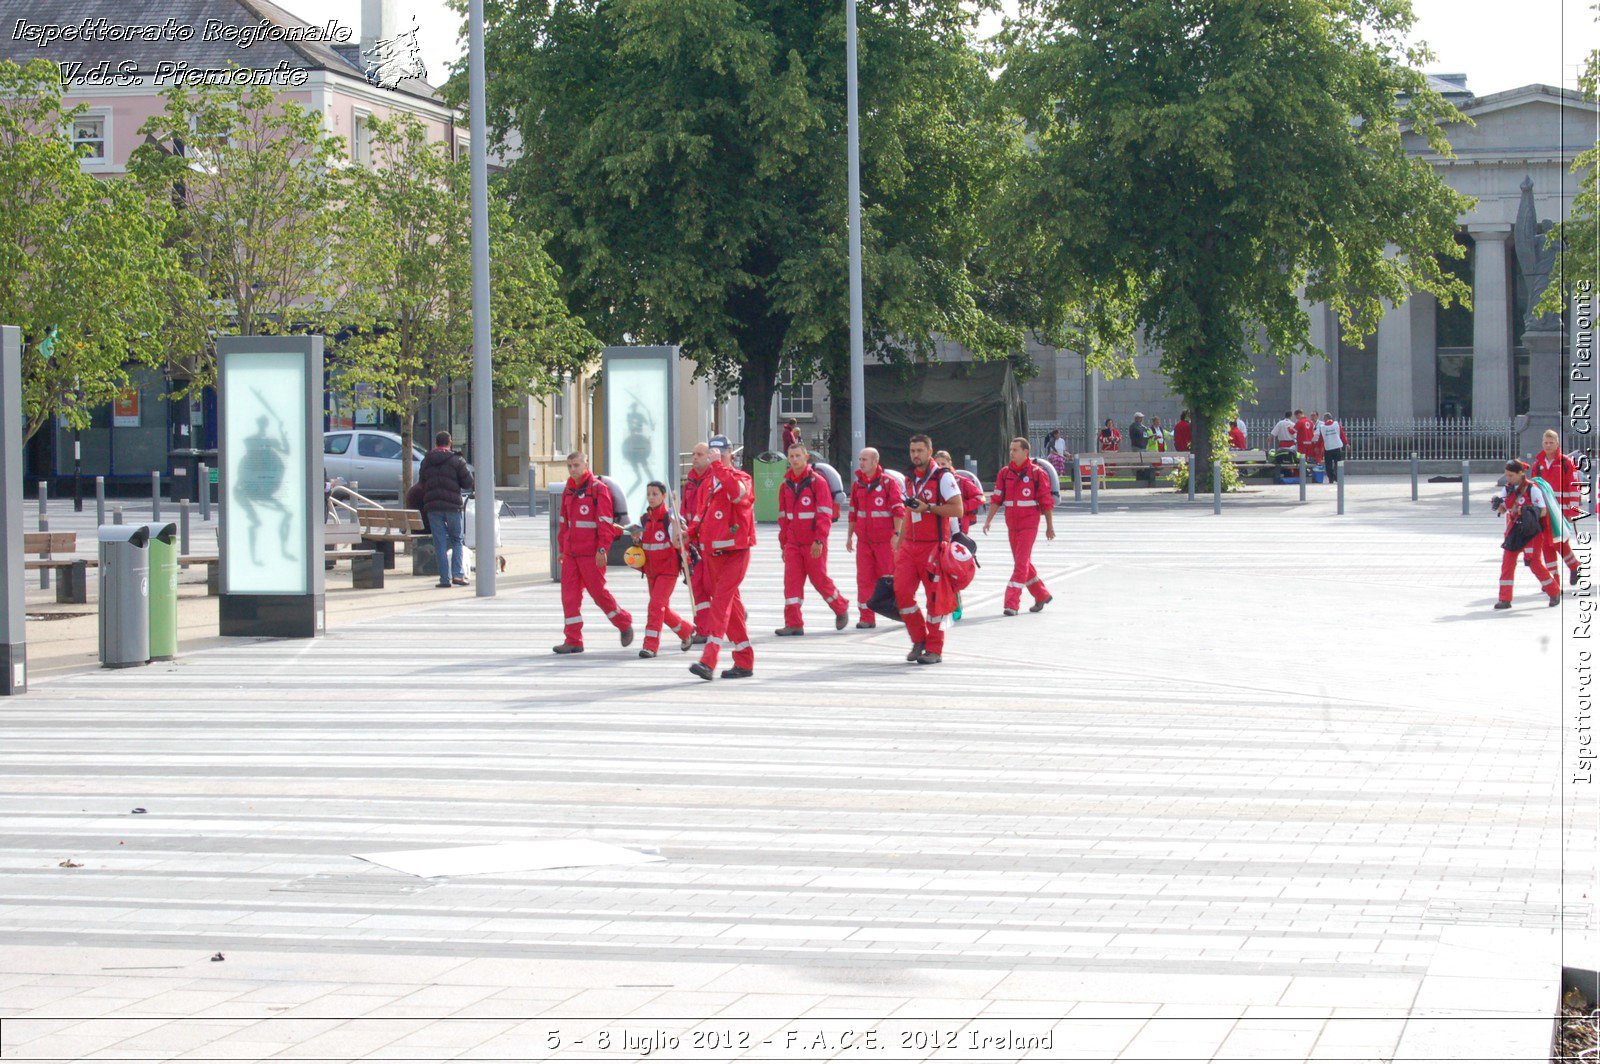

{"left": 2, "top": 0, "right": 441, "bottom": 102}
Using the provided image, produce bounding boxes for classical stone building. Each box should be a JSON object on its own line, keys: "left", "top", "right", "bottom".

{"left": 786, "top": 77, "right": 1597, "bottom": 457}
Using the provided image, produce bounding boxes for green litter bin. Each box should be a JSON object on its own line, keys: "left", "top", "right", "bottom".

{"left": 142, "top": 521, "right": 178, "bottom": 661}
{"left": 753, "top": 453, "right": 785, "bottom": 523}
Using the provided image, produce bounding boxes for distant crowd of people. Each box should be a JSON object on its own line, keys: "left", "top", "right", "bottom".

{"left": 1040, "top": 409, "right": 1344, "bottom": 476}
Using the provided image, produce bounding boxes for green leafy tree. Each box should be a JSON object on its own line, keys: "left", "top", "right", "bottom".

{"left": 129, "top": 76, "right": 358, "bottom": 388}
{"left": 0, "top": 59, "right": 203, "bottom": 441}
{"left": 995, "top": 0, "right": 1474, "bottom": 477}
{"left": 468, "top": 0, "right": 1021, "bottom": 459}
{"left": 1537, "top": 4, "right": 1599, "bottom": 319}
{"left": 337, "top": 115, "right": 596, "bottom": 492}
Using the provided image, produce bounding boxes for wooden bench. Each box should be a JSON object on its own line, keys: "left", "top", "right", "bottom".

{"left": 1228, "top": 448, "right": 1285, "bottom": 477}
{"left": 179, "top": 555, "right": 222, "bottom": 596}
{"left": 24, "top": 532, "right": 96, "bottom": 604}
{"left": 1074, "top": 450, "right": 1190, "bottom": 485}
{"left": 355, "top": 508, "right": 425, "bottom": 570}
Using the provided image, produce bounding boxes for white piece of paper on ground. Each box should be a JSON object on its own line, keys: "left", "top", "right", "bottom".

{"left": 353, "top": 840, "right": 665, "bottom": 878}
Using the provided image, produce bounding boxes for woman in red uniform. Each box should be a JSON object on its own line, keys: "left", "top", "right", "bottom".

{"left": 1492, "top": 460, "right": 1561, "bottom": 609}
{"left": 635, "top": 482, "right": 694, "bottom": 658}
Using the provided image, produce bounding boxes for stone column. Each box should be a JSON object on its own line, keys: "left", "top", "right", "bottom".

{"left": 1409, "top": 291, "right": 1438, "bottom": 417}
{"left": 1292, "top": 298, "right": 1333, "bottom": 413}
{"left": 1469, "top": 225, "right": 1514, "bottom": 423}
{"left": 1375, "top": 295, "right": 1415, "bottom": 422}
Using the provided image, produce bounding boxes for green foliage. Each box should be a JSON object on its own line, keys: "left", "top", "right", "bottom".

{"left": 0, "top": 60, "right": 204, "bottom": 440}
{"left": 465, "top": 0, "right": 1023, "bottom": 452}
{"left": 995, "top": 0, "right": 1474, "bottom": 471}
{"left": 336, "top": 115, "right": 596, "bottom": 489}
{"left": 129, "top": 75, "right": 359, "bottom": 386}
{"left": 1537, "top": 4, "right": 1599, "bottom": 318}
{"left": 1165, "top": 433, "right": 1245, "bottom": 493}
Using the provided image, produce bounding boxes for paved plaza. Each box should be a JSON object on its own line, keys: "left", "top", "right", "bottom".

{"left": 0, "top": 480, "right": 1592, "bottom": 1062}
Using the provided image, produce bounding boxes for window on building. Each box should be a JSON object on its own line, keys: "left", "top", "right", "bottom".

{"left": 352, "top": 110, "right": 373, "bottom": 166}
{"left": 552, "top": 383, "right": 569, "bottom": 453}
{"left": 778, "top": 367, "right": 814, "bottom": 418}
{"left": 1436, "top": 354, "right": 1472, "bottom": 419}
{"left": 1436, "top": 237, "right": 1474, "bottom": 349}
{"left": 71, "top": 113, "right": 107, "bottom": 164}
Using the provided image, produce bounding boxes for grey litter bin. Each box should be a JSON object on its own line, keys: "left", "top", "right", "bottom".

{"left": 99, "top": 524, "right": 151, "bottom": 669}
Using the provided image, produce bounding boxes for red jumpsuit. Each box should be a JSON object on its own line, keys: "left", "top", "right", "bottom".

{"left": 1496, "top": 480, "right": 1559, "bottom": 605}
{"left": 638, "top": 503, "right": 692, "bottom": 653}
{"left": 690, "top": 466, "right": 756, "bottom": 671}
{"left": 1532, "top": 450, "right": 1583, "bottom": 578}
{"left": 848, "top": 470, "right": 905, "bottom": 624}
{"left": 953, "top": 473, "right": 984, "bottom": 534}
{"left": 1228, "top": 424, "right": 1248, "bottom": 449}
{"left": 680, "top": 466, "right": 714, "bottom": 634}
{"left": 557, "top": 473, "right": 632, "bottom": 646}
{"left": 896, "top": 465, "right": 959, "bottom": 655}
{"left": 1173, "top": 419, "right": 1192, "bottom": 453}
{"left": 777, "top": 465, "right": 848, "bottom": 627}
{"left": 991, "top": 459, "right": 1054, "bottom": 611}
{"left": 1294, "top": 416, "right": 1316, "bottom": 457}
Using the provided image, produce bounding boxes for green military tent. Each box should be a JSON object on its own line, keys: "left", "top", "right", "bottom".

{"left": 864, "top": 361, "right": 1027, "bottom": 481}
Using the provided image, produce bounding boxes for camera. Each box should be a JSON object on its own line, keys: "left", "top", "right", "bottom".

{"left": 906, "top": 496, "right": 922, "bottom": 510}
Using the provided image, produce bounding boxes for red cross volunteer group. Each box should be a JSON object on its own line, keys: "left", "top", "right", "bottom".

{"left": 551, "top": 433, "right": 1056, "bottom": 681}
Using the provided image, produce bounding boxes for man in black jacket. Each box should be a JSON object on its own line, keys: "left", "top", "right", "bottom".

{"left": 417, "top": 431, "right": 475, "bottom": 587}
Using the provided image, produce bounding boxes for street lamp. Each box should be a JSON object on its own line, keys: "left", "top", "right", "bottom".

{"left": 468, "top": 0, "right": 497, "bottom": 596}
{"left": 846, "top": 0, "right": 865, "bottom": 455}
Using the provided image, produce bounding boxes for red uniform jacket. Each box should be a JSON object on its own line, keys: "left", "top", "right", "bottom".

{"left": 1173, "top": 419, "right": 1192, "bottom": 453}
{"left": 558, "top": 472, "right": 616, "bottom": 556}
{"left": 1294, "top": 417, "right": 1316, "bottom": 450}
{"left": 849, "top": 470, "right": 905, "bottom": 544}
{"left": 953, "top": 473, "right": 984, "bottom": 532}
{"left": 638, "top": 503, "right": 683, "bottom": 578}
{"left": 1228, "top": 425, "right": 1248, "bottom": 449}
{"left": 691, "top": 466, "right": 756, "bottom": 554}
{"left": 1532, "top": 451, "right": 1582, "bottom": 518}
{"left": 991, "top": 460, "right": 1054, "bottom": 526}
{"left": 681, "top": 466, "right": 712, "bottom": 523}
{"left": 777, "top": 465, "right": 835, "bottom": 548}
{"left": 904, "top": 465, "right": 955, "bottom": 544}
{"left": 1499, "top": 480, "right": 1551, "bottom": 540}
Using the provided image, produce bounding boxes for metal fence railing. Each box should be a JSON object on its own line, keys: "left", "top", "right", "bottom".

{"left": 1337, "top": 418, "right": 1516, "bottom": 461}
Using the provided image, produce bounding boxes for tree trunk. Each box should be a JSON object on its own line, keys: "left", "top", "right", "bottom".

{"left": 739, "top": 345, "right": 781, "bottom": 466}
{"left": 1191, "top": 408, "right": 1214, "bottom": 487}
{"left": 399, "top": 382, "right": 416, "bottom": 498}
{"left": 826, "top": 364, "right": 852, "bottom": 472}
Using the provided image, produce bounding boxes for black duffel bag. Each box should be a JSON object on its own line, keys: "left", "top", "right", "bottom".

{"left": 1502, "top": 506, "right": 1542, "bottom": 553}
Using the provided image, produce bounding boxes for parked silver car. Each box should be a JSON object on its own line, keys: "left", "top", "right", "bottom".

{"left": 323, "top": 430, "right": 426, "bottom": 497}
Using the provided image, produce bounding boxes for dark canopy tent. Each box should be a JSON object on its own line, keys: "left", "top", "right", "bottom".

{"left": 864, "top": 361, "right": 1027, "bottom": 480}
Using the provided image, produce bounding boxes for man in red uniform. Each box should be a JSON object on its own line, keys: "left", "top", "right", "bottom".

{"left": 636, "top": 481, "right": 694, "bottom": 658}
{"left": 983, "top": 437, "right": 1057, "bottom": 616}
{"left": 1173, "top": 410, "right": 1193, "bottom": 454}
{"left": 775, "top": 441, "right": 849, "bottom": 635}
{"left": 553, "top": 451, "right": 633, "bottom": 654}
{"left": 845, "top": 446, "right": 904, "bottom": 629}
{"left": 1227, "top": 419, "right": 1249, "bottom": 450}
{"left": 688, "top": 435, "right": 756, "bottom": 680}
{"left": 1293, "top": 408, "right": 1316, "bottom": 457}
{"left": 1493, "top": 459, "right": 1562, "bottom": 609}
{"left": 1532, "top": 428, "right": 1584, "bottom": 583}
{"left": 896, "top": 434, "right": 966, "bottom": 666}
{"left": 680, "top": 442, "right": 715, "bottom": 641}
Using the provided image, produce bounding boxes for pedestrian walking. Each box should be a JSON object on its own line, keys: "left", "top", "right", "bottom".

{"left": 780, "top": 418, "right": 801, "bottom": 454}
{"left": 846, "top": 447, "right": 904, "bottom": 629}
{"left": 1492, "top": 459, "right": 1562, "bottom": 609}
{"left": 1532, "top": 429, "right": 1584, "bottom": 585}
{"left": 896, "top": 434, "right": 966, "bottom": 666}
{"left": 983, "top": 436, "right": 1056, "bottom": 616}
{"left": 775, "top": 440, "right": 849, "bottom": 635}
{"left": 680, "top": 441, "right": 715, "bottom": 641}
{"left": 636, "top": 481, "right": 695, "bottom": 658}
{"left": 416, "top": 431, "right": 474, "bottom": 588}
{"left": 553, "top": 451, "right": 634, "bottom": 654}
{"left": 934, "top": 450, "right": 984, "bottom": 534}
{"left": 688, "top": 435, "right": 756, "bottom": 680}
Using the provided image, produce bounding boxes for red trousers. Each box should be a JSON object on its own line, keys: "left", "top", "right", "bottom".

{"left": 698, "top": 549, "right": 753, "bottom": 670}
{"left": 1500, "top": 533, "right": 1559, "bottom": 603}
{"left": 783, "top": 542, "right": 847, "bottom": 627}
{"left": 894, "top": 538, "right": 944, "bottom": 655}
{"left": 560, "top": 553, "right": 632, "bottom": 646}
{"left": 1543, "top": 517, "right": 1581, "bottom": 575}
{"left": 643, "top": 571, "right": 692, "bottom": 653}
{"left": 1004, "top": 520, "right": 1049, "bottom": 611}
{"left": 855, "top": 539, "right": 894, "bottom": 622}
{"left": 689, "top": 558, "right": 712, "bottom": 635}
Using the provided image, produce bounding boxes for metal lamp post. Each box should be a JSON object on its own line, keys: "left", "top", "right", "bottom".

{"left": 846, "top": 0, "right": 865, "bottom": 456}
{"left": 468, "top": 0, "right": 497, "bottom": 596}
